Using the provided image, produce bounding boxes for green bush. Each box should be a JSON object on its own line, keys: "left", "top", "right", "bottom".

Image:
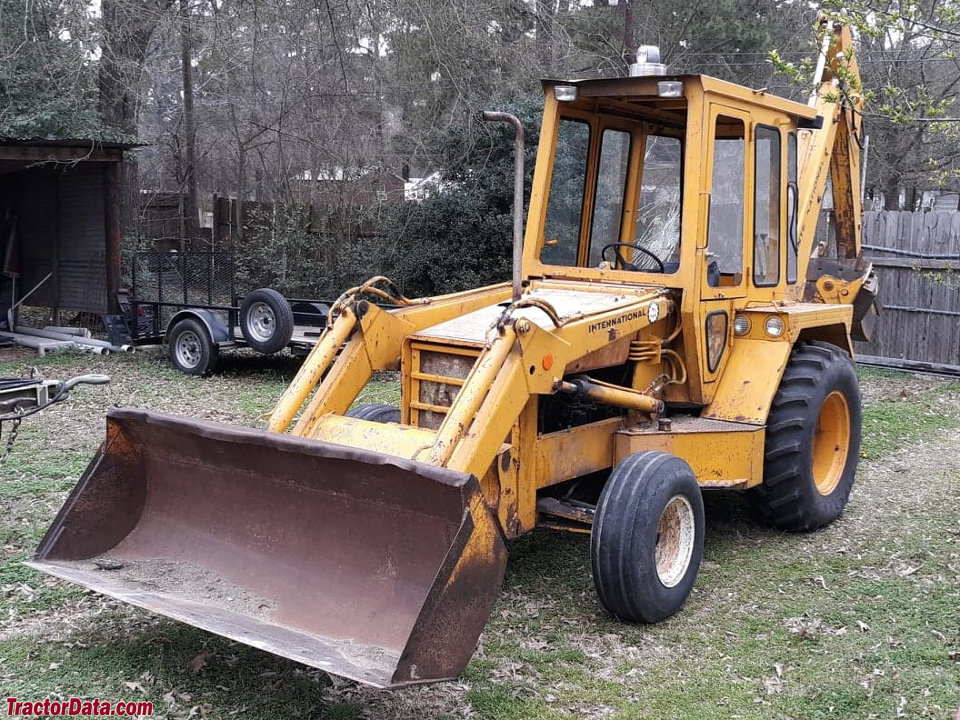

{"left": 230, "top": 97, "right": 544, "bottom": 300}
{"left": 377, "top": 97, "right": 544, "bottom": 298}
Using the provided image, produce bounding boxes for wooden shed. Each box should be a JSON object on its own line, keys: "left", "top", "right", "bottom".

{"left": 0, "top": 139, "right": 131, "bottom": 325}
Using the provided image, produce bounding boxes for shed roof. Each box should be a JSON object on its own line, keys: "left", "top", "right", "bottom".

{"left": 0, "top": 138, "right": 139, "bottom": 165}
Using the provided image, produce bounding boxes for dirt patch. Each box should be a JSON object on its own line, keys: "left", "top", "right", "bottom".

{"left": 858, "top": 370, "right": 952, "bottom": 407}
{"left": 0, "top": 346, "right": 40, "bottom": 363}
{"left": 59, "top": 558, "right": 277, "bottom": 619}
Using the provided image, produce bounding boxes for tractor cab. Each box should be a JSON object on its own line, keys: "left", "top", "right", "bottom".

{"left": 524, "top": 73, "right": 820, "bottom": 307}
{"left": 522, "top": 71, "right": 823, "bottom": 404}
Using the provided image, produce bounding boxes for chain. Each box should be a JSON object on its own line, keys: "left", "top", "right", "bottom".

{"left": 0, "top": 415, "right": 22, "bottom": 464}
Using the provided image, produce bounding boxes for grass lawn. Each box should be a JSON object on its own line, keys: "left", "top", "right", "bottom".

{"left": 1, "top": 347, "right": 958, "bottom": 719}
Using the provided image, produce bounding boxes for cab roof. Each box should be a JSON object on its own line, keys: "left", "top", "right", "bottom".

{"left": 542, "top": 75, "right": 818, "bottom": 124}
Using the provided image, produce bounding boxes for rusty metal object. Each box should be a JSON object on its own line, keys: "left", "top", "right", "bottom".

{"left": 536, "top": 496, "right": 595, "bottom": 525}
{"left": 30, "top": 409, "right": 507, "bottom": 688}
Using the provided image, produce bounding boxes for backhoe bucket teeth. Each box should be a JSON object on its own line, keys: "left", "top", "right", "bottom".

{"left": 28, "top": 409, "right": 507, "bottom": 688}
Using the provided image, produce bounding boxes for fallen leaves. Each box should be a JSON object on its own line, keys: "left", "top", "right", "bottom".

{"left": 783, "top": 615, "right": 848, "bottom": 640}
{"left": 188, "top": 651, "right": 212, "bottom": 674}
{"left": 762, "top": 663, "right": 785, "bottom": 695}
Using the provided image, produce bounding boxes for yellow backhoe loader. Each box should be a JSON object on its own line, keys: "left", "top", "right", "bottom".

{"left": 30, "top": 21, "right": 877, "bottom": 688}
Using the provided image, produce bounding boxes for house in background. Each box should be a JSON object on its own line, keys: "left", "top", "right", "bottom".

{"left": 0, "top": 139, "right": 132, "bottom": 328}
{"left": 291, "top": 167, "right": 406, "bottom": 210}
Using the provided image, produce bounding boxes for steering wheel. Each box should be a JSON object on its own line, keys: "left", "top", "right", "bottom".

{"left": 600, "top": 243, "right": 665, "bottom": 273}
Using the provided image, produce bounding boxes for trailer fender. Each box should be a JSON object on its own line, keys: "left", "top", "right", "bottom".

{"left": 167, "top": 309, "right": 231, "bottom": 345}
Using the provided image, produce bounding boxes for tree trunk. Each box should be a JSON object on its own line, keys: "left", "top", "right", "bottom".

{"left": 98, "top": 0, "right": 175, "bottom": 247}
{"left": 536, "top": 0, "right": 555, "bottom": 74}
{"left": 623, "top": 0, "right": 634, "bottom": 55}
{"left": 180, "top": 0, "right": 200, "bottom": 245}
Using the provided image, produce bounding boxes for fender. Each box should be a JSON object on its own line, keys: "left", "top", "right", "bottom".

{"left": 167, "top": 309, "right": 231, "bottom": 345}
{"left": 703, "top": 305, "right": 854, "bottom": 424}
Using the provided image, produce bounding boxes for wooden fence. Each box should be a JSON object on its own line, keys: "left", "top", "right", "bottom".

{"left": 856, "top": 211, "right": 960, "bottom": 370}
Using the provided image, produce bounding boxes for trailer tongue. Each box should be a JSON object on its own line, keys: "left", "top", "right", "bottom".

{"left": 29, "top": 409, "right": 506, "bottom": 688}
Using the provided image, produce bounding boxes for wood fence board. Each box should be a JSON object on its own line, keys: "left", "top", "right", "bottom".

{"left": 856, "top": 210, "right": 960, "bottom": 366}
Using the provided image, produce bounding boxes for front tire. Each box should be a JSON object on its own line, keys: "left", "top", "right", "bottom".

{"left": 345, "top": 403, "right": 401, "bottom": 423}
{"left": 591, "top": 451, "right": 705, "bottom": 623}
{"left": 752, "top": 341, "right": 862, "bottom": 531}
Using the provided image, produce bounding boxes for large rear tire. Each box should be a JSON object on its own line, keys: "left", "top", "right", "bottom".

{"left": 752, "top": 341, "right": 862, "bottom": 531}
{"left": 240, "top": 288, "right": 294, "bottom": 354}
{"left": 591, "top": 451, "right": 705, "bottom": 623}
{"left": 345, "top": 403, "right": 401, "bottom": 424}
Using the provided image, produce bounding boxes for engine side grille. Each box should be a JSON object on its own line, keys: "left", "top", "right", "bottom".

{"left": 409, "top": 344, "right": 478, "bottom": 430}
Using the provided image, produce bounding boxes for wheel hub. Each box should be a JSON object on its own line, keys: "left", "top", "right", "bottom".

{"left": 812, "top": 390, "right": 851, "bottom": 496}
{"left": 248, "top": 302, "right": 276, "bottom": 342}
{"left": 175, "top": 331, "right": 202, "bottom": 368}
{"left": 654, "top": 494, "right": 695, "bottom": 588}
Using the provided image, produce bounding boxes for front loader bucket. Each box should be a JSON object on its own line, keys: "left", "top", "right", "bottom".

{"left": 29, "top": 409, "right": 507, "bottom": 688}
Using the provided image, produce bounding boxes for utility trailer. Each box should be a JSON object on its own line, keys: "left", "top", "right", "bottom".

{"left": 106, "top": 251, "right": 331, "bottom": 375}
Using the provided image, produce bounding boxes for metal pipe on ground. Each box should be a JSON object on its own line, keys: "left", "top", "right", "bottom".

{"left": 43, "top": 326, "right": 92, "bottom": 338}
{"left": 73, "top": 345, "right": 111, "bottom": 356}
{"left": 15, "top": 326, "right": 132, "bottom": 353}
{"left": 0, "top": 332, "right": 73, "bottom": 357}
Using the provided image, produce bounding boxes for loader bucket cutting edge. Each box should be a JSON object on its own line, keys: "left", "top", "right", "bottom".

{"left": 29, "top": 408, "right": 507, "bottom": 688}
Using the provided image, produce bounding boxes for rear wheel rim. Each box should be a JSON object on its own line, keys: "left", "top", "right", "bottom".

{"left": 174, "top": 330, "right": 202, "bottom": 369}
{"left": 812, "top": 390, "right": 851, "bottom": 496}
{"left": 654, "top": 494, "right": 695, "bottom": 588}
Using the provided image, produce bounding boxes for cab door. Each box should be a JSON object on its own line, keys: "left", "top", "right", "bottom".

{"left": 695, "top": 105, "right": 751, "bottom": 394}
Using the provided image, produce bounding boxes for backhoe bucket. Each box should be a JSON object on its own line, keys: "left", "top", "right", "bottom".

{"left": 28, "top": 409, "right": 507, "bottom": 688}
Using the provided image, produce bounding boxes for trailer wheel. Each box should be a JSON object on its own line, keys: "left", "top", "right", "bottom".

{"left": 169, "top": 318, "right": 219, "bottom": 376}
{"left": 591, "top": 451, "right": 704, "bottom": 623}
{"left": 240, "top": 288, "right": 294, "bottom": 354}
{"left": 345, "top": 403, "right": 401, "bottom": 423}
{"left": 752, "top": 341, "right": 861, "bottom": 531}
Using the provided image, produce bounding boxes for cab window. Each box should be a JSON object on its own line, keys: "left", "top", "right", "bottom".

{"left": 542, "top": 119, "right": 590, "bottom": 266}
{"left": 753, "top": 125, "right": 781, "bottom": 286}
{"left": 541, "top": 113, "right": 684, "bottom": 274}
{"left": 635, "top": 135, "right": 682, "bottom": 271}
{"left": 588, "top": 128, "right": 631, "bottom": 265}
{"left": 786, "top": 132, "right": 799, "bottom": 284}
{"left": 706, "top": 116, "right": 745, "bottom": 286}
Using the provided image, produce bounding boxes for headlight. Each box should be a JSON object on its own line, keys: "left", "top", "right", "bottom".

{"left": 657, "top": 81, "right": 683, "bottom": 98}
{"left": 733, "top": 315, "right": 751, "bottom": 336}
{"left": 554, "top": 85, "right": 578, "bottom": 102}
{"left": 764, "top": 316, "right": 785, "bottom": 338}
